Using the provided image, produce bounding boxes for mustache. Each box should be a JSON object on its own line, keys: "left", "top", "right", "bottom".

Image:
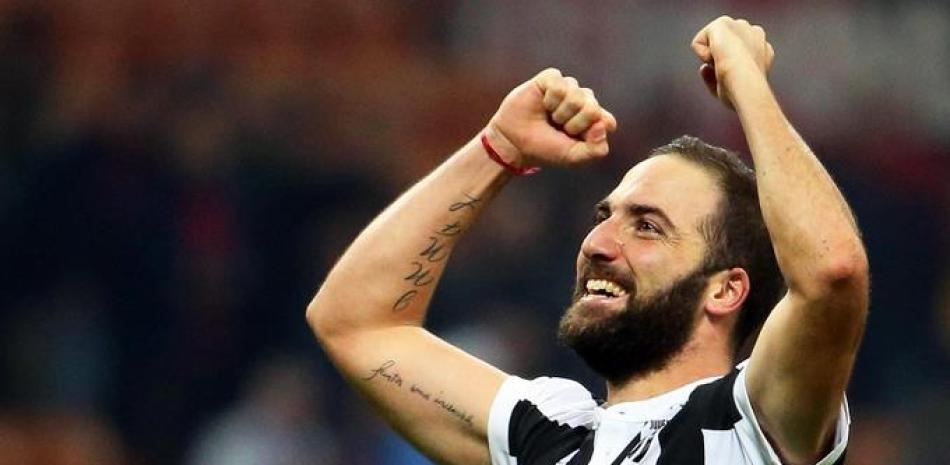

{"left": 573, "top": 260, "right": 638, "bottom": 300}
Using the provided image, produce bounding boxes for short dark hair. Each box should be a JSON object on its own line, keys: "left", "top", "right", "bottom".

{"left": 648, "top": 135, "right": 785, "bottom": 359}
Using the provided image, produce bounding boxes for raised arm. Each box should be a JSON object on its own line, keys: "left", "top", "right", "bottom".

{"left": 692, "top": 17, "right": 869, "bottom": 464}
{"left": 306, "top": 69, "right": 616, "bottom": 465}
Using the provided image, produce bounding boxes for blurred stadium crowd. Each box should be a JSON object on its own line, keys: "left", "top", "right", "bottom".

{"left": 0, "top": 1, "right": 947, "bottom": 464}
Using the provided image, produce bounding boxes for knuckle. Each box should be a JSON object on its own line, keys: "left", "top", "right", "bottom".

{"left": 565, "top": 91, "right": 585, "bottom": 110}
{"left": 565, "top": 97, "right": 583, "bottom": 112}
{"left": 580, "top": 104, "right": 599, "bottom": 119}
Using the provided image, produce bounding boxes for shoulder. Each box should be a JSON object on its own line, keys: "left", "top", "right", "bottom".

{"left": 504, "top": 376, "right": 598, "bottom": 423}
{"left": 488, "top": 376, "right": 597, "bottom": 465}
{"left": 657, "top": 363, "right": 850, "bottom": 465}
{"left": 654, "top": 367, "right": 746, "bottom": 464}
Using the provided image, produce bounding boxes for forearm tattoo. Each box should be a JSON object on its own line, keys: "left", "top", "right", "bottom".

{"left": 391, "top": 193, "right": 481, "bottom": 312}
{"left": 364, "top": 359, "right": 475, "bottom": 426}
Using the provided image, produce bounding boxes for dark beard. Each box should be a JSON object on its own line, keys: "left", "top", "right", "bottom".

{"left": 557, "top": 266, "right": 710, "bottom": 385}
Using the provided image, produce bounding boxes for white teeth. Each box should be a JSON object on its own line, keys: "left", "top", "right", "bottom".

{"left": 585, "top": 279, "right": 628, "bottom": 297}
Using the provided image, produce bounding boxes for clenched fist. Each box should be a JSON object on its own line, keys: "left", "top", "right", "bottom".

{"left": 486, "top": 68, "right": 618, "bottom": 169}
{"left": 691, "top": 16, "right": 775, "bottom": 109}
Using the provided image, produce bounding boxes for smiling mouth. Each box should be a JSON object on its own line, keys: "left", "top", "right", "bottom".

{"left": 583, "top": 278, "right": 630, "bottom": 299}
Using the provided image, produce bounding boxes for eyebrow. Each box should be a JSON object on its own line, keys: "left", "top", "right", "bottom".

{"left": 595, "top": 199, "right": 678, "bottom": 232}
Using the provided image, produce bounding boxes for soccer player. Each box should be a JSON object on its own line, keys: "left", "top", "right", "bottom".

{"left": 307, "top": 17, "right": 867, "bottom": 465}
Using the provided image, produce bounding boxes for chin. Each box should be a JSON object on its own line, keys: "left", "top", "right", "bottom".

{"left": 557, "top": 300, "right": 621, "bottom": 344}
{"left": 558, "top": 265, "right": 710, "bottom": 382}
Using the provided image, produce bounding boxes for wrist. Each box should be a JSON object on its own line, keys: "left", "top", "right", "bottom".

{"left": 482, "top": 124, "right": 540, "bottom": 176}
{"left": 724, "top": 68, "right": 773, "bottom": 111}
{"left": 483, "top": 124, "right": 523, "bottom": 167}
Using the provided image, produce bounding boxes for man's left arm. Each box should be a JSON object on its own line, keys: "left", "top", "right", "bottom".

{"left": 693, "top": 17, "right": 869, "bottom": 464}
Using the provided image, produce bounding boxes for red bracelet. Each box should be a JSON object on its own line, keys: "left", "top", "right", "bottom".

{"left": 480, "top": 133, "right": 541, "bottom": 176}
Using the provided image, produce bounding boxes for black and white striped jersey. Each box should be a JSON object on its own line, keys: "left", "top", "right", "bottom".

{"left": 487, "top": 362, "right": 849, "bottom": 465}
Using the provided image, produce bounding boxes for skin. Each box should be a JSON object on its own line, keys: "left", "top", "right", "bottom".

{"left": 571, "top": 155, "right": 741, "bottom": 401}
{"left": 307, "top": 16, "right": 868, "bottom": 465}
{"left": 693, "top": 18, "right": 868, "bottom": 464}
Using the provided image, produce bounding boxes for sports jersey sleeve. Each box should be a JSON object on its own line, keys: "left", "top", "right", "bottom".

{"left": 731, "top": 366, "right": 850, "bottom": 465}
{"left": 487, "top": 375, "right": 598, "bottom": 465}
{"left": 655, "top": 365, "right": 850, "bottom": 465}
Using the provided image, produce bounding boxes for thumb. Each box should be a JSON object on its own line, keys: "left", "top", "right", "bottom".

{"left": 569, "top": 121, "right": 610, "bottom": 161}
{"left": 586, "top": 122, "right": 607, "bottom": 144}
{"left": 691, "top": 28, "right": 713, "bottom": 63}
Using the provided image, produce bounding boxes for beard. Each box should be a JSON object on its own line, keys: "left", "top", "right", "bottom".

{"left": 557, "top": 264, "right": 710, "bottom": 385}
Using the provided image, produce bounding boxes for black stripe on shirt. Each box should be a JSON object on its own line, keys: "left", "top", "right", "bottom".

{"left": 656, "top": 369, "right": 846, "bottom": 465}
{"left": 656, "top": 369, "right": 742, "bottom": 465}
{"left": 509, "top": 399, "right": 591, "bottom": 465}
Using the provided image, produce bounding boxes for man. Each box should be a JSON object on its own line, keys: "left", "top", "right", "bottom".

{"left": 307, "top": 16, "right": 868, "bottom": 465}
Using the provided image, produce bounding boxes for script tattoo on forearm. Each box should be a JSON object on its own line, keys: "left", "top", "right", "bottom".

{"left": 391, "top": 194, "right": 482, "bottom": 312}
{"left": 448, "top": 193, "right": 482, "bottom": 212}
{"left": 363, "top": 360, "right": 474, "bottom": 426}
{"left": 362, "top": 360, "right": 403, "bottom": 387}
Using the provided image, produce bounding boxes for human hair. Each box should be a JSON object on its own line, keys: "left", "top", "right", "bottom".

{"left": 648, "top": 135, "right": 785, "bottom": 359}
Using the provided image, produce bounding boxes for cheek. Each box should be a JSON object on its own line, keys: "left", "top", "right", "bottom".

{"left": 619, "top": 241, "right": 665, "bottom": 269}
{"left": 619, "top": 242, "right": 674, "bottom": 291}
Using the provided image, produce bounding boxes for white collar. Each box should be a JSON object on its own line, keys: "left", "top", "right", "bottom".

{"left": 598, "top": 375, "right": 723, "bottom": 422}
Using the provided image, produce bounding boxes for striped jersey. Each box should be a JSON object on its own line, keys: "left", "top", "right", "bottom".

{"left": 487, "top": 362, "right": 849, "bottom": 465}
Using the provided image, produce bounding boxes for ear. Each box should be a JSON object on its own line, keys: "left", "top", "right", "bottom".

{"left": 703, "top": 267, "right": 750, "bottom": 317}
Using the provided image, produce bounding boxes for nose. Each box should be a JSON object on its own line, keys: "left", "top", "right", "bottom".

{"left": 581, "top": 218, "right": 622, "bottom": 262}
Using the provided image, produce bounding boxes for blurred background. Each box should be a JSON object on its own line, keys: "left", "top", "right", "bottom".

{"left": 0, "top": 0, "right": 947, "bottom": 464}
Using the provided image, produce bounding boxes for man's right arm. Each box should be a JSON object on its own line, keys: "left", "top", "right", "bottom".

{"left": 306, "top": 69, "right": 616, "bottom": 465}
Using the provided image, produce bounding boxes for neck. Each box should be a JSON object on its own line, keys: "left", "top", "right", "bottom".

{"left": 604, "top": 338, "right": 733, "bottom": 405}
